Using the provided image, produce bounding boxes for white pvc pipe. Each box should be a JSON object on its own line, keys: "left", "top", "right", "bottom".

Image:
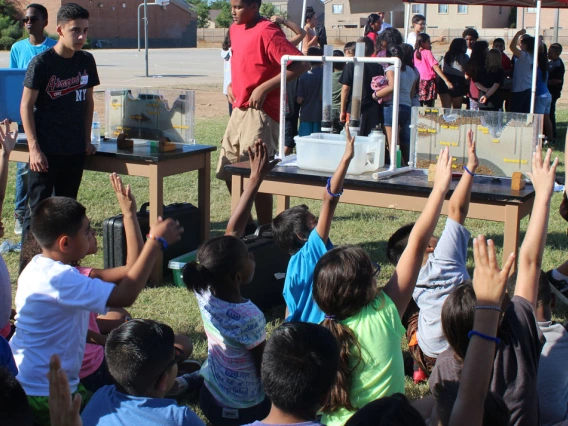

{"left": 372, "top": 166, "right": 412, "bottom": 180}
{"left": 321, "top": 45, "right": 333, "bottom": 132}
{"left": 530, "top": 0, "right": 542, "bottom": 114}
{"left": 350, "top": 43, "right": 366, "bottom": 133}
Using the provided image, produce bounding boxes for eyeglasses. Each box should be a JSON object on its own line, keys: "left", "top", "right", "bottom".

{"left": 22, "top": 17, "right": 39, "bottom": 24}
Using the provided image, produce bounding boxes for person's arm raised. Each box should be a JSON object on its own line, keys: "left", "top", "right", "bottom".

{"left": 449, "top": 236, "right": 515, "bottom": 426}
{"left": 48, "top": 355, "right": 83, "bottom": 426}
{"left": 383, "top": 147, "right": 453, "bottom": 317}
{"left": 272, "top": 15, "right": 306, "bottom": 47}
{"left": 514, "top": 145, "right": 558, "bottom": 308}
{"left": 510, "top": 29, "right": 526, "bottom": 58}
{"left": 448, "top": 130, "right": 478, "bottom": 225}
{"left": 0, "top": 120, "right": 17, "bottom": 238}
{"left": 225, "top": 141, "right": 280, "bottom": 237}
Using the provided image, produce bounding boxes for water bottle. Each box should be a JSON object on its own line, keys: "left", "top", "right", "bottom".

{"left": 91, "top": 111, "right": 101, "bottom": 144}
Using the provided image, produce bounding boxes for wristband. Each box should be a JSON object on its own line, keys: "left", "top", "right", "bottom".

{"left": 475, "top": 305, "right": 501, "bottom": 312}
{"left": 146, "top": 234, "right": 168, "bottom": 250}
{"left": 468, "top": 330, "right": 500, "bottom": 345}
{"left": 326, "top": 177, "right": 343, "bottom": 197}
{"left": 463, "top": 165, "right": 475, "bottom": 177}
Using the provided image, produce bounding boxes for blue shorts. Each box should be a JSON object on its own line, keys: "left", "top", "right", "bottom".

{"left": 535, "top": 92, "right": 552, "bottom": 115}
{"left": 383, "top": 104, "right": 412, "bottom": 146}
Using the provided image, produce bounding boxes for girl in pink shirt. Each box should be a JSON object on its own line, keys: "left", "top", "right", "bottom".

{"left": 363, "top": 14, "right": 380, "bottom": 45}
{"left": 414, "top": 33, "right": 453, "bottom": 107}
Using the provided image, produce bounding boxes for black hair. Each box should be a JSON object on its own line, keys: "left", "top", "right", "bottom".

{"left": 0, "top": 367, "right": 34, "bottom": 426}
{"left": 444, "top": 38, "right": 467, "bottom": 67}
{"left": 305, "top": 6, "right": 316, "bottom": 24}
{"left": 400, "top": 43, "right": 415, "bottom": 69}
{"left": 376, "top": 27, "right": 403, "bottom": 55}
{"left": 105, "top": 319, "right": 175, "bottom": 396}
{"left": 357, "top": 36, "right": 374, "bottom": 57}
{"left": 433, "top": 381, "right": 511, "bottom": 426}
{"left": 521, "top": 35, "right": 535, "bottom": 53}
{"left": 333, "top": 49, "right": 345, "bottom": 71}
{"left": 262, "top": 322, "right": 340, "bottom": 415}
{"left": 387, "top": 44, "right": 406, "bottom": 71}
{"left": 441, "top": 280, "right": 475, "bottom": 361}
{"left": 386, "top": 223, "right": 414, "bottom": 266}
{"left": 493, "top": 37, "right": 505, "bottom": 46}
{"left": 465, "top": 40, "right": 489, "bottom": 82}
{"left": 27, "top": 3, "right": 48, "bottom": 20}
{"left": 182, "top": 235, "right": 250, "bottom": 293}
{"left": 550, "top": 43, "right": 563, "bottom": 55}
{"left": 412, "top": 14, "right": 425, "bottom": 24}
{"left": 344, "top": 394, "right": 426, "bottom": 426}
{"left": 506, "top": 270, "right": 551, "bottom": 307}
{"left": 462, "top": 28, "right": 479, "bottom": 40}
{"left": 538, "top": 43, "right": 549, "bottom": 82}
{"left": 222, "top": 30, "right": 230, "bottom": 50}
{"left": 57, "top": 3, "right": 89, "bottom": 24}
{"left": 364, "top": 14, "right": 380, "bottom": 37}
{"left": 307, "top": 46, "right": 322, "bottom": 66}
{"left": 414, "top": 33, "right": 431, "bottom": 60}
{"left": 272, "top": 204, "right": 313, "bottom": 255}
{"left": 30, "top": 197, "right": 87, "bottom": 248}
{"left": 344, "top": 41, "right": 356, "bottom": 55}
{"left": 242, "top": 0, "right": 262, "bottom": 7}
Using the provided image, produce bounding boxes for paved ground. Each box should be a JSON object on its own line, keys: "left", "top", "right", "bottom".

{"left": 0, "top": 48, "right": 225, "bottom": 90}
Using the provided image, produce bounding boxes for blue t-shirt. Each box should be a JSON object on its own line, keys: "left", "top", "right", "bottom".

{"left": 536, "top": 68, "right": 549, "bottom": 96}
{"left": 283, "top": 230, "right": 333, "bottom": 324}
{"left": 0, "top": 335, "right": 17, "bottom": 377}
{"left": 81, "top": 385, "right": 205, "bottom": 426}
{"left": 10, "top": 37, "right": 57, "bottom": 69}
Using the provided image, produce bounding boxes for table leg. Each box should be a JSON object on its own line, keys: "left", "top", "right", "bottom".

{"left": 276, "top": 195, "right": 290, "bottom": 214}
{"left": 504, "top": 204, "right": 521, "bottom": 273}
{"left": 231, "top": 174, "right": 244, "bottom": 212}
{"left": 149, "top": 164, "right": 164, "bottom": 283}
{"left": 198, "top": 152, "right": 211, "bottom": 243}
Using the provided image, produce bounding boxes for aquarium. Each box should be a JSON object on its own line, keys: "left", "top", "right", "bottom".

{"left": 411, "top": 107, "right": 542, "bottom": 177}
{"left": 105, "top": 89, "right": 195, "bottom": 143}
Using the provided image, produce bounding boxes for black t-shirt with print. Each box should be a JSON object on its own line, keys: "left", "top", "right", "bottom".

{"left": 339, "top": 62, "right": 384, "bottom": 114}
{"left": 24, "top": 49, "right": 100, "bottom": 155}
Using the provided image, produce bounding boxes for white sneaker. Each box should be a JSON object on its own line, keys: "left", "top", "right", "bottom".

{"left": 14, "top": 218, "right": 23, "bottom": 235}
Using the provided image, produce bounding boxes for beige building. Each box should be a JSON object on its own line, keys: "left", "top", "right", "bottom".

{"left": 517, "top": 7, "right": 567, "bottom": 30}
{"left": 264, "top": 0, "right": 325, "bottom": 26}
{"left": 324, "top": 0, "right": 403, "bottom": 28}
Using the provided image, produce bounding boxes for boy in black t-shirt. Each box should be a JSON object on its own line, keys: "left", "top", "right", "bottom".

{"left": 20, "top": 3, "right": 99, "bottom": 253}
{"left": 548, "top": 43, "right": 565, "bottom": 142}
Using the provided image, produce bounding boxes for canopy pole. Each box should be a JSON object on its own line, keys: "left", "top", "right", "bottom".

{"left": 529, "top": 0, "right": 542, "bottom": 114}
{"left": 404, "top": 2, "right": 411, "bottom": 42}
{"left": 298, "top": 0, "right": 307, "bottom": 53}
{"left": 554, "top": 8, "right": 560, "bottom": 43}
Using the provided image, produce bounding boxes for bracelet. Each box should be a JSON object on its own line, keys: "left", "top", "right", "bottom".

{"left": 475, "top": 305, "right": 501, "bottom": 312}
{"left": 326, "top": 177, "right": 343, "bottom": 197}
{"left": 468, "top": 330, "right": 500, "bottom": 345}
{"left": 146, "top": 234, "right": 168, "bottom": 250}
{"left": 463, "top": 165, "right": 475, "bottom": 177}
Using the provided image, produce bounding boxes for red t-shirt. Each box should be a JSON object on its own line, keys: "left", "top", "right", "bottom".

{"left": 501, "top": 52, "right": 512, "bottom": 72}
{"left": 230, "top": 18, "right": 302, "bottom": 122}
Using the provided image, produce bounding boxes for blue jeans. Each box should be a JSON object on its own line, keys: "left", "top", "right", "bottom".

{"left": 14, "top": 162, "right": 29, "bottom": 218}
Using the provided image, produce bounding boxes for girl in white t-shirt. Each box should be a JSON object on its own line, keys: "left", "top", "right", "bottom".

{"left": 182, "top": 235, "right": 269, "bottom": 426}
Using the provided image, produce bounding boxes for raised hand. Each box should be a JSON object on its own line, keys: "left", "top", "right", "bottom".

{"left": 248, "top": 140, "right": 280, "bottom": 181}
{"left": 48, "top": 354, "right": 83, "bottom": 426}
{"left": 344, "top": 123, "right": 355, "bottom": 161}
{"left": 433, "top": 147, "right": 453, "bottom": 193}
{"left": 110, "top": 173, "right": 137, "bottom": 215}
{"left": 526, "top": 144, "right": 558, "bottom": 198}
{"left": 466, "top": 129, "right": 479, "bottom": 172}
{"left": 149, "top": 217, "right": 184, "bottom": 246}
{"left": 0, "top": 119, "right": 17, "bottom": 155}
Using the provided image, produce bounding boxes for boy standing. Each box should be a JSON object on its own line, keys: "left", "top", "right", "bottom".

{"left": 10, "top": 4, "right": 56, "bottom": 236}
{"left": 216, "top": 0, "right": 309, "bottom": 226}
{"left": 463, "top": 28, "right": 479, "bottom": 57}
{"left": 406, "top": 14, "right": 425, "bottom": 47}
{"left": 297, "top": 47, "right": 323, "bottom": 137}
{"left": 20, "top": 3, "right": 99, "bottom": 242}
{"left": 548, "top": 43, "right": 564, "bottom": 143}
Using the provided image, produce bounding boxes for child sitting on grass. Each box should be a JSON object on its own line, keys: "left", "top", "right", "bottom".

{"left": 10, "top": 193, "right": 183, "bottom": 425}
{"left": 387, "top": 130, "right": 478, "bottom": 380}
{"left": 244, "top": 322, "right": 340, "bottom": 426}
{"left": 430, "top": 145, "right": 558, "bottom": 426}
{"left": 312, "top": 147, "right": 453, "bottom": 426}
{"left": 272, "top": 126, "right": 355, "bottom": 323}
{"left": 80, "top": 319, "right": 204, "bottom": 426}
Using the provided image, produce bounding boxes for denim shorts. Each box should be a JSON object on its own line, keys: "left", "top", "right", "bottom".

{"left": 383, "top": 104, "right": 412, "bottom": 146}
{"left": 535, "top": 92, "right": 552, "bottom": 115}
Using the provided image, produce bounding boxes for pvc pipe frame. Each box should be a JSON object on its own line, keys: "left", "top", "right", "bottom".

{"left": 279, "top": 55, "right": 402, "bottom": 174}
{"left": 529, "top": 0, "right": 542, "bottom": 114}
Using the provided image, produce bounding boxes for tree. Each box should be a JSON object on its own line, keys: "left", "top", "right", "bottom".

{"left": 215, "top": 0, "right": 232, "bottom": 28}
{"left": 259, "top": 2, "right": 276, "bottom": 18}
{"left": 195, "top": 0, "right": 210, "bottom": 28}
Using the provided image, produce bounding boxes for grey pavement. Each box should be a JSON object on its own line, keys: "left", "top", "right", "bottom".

{"left": 0, "top": 48, "right": 224, "bottom": 91}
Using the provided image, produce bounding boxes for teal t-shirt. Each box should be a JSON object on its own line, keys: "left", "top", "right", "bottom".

{"left": 10, "top": 38, "right": 57, "bottom": 69}
{"left": 321, "top": 293, "right": 406, "bottom": 426}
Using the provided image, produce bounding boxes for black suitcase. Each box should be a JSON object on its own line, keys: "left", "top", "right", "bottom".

{"left": 240, "top": 225, "right": 291, "bottom": 310}
{"left": 103, "top": 202, "right": 200, "bottom": 273}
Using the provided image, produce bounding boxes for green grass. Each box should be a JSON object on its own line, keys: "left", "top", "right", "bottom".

{"left": 4, "top": 109, "right": 568, "bottom": 408}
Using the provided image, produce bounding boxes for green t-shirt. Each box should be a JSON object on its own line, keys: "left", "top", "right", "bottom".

{"left": 321, "top": 292, "right": 406, "bottom": 426}
{"left": 332, "top": 70, "right": 343, "bottom": 113}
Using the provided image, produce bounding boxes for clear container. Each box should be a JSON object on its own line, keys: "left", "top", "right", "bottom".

{"left": 295, "top": 133, "right": 384, "bottom": 175}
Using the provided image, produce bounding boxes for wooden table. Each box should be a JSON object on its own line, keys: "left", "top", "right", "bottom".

{"left": 10, "top": 138, "right": 216, "bottom": 282}
{"left": 227, "top": 163, "right": 536, "bottom": 269}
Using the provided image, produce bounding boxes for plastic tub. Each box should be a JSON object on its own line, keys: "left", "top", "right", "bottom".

{"left": 168, "top": 250, "right": 197, "bottom": 288}
{"left": 295, "top": 133, "right": 384, "bottom": 174}
{"left": 0, "top": 69, "right": 26, "bottom": 123}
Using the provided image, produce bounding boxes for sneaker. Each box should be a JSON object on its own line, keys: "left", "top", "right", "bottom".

{"left": 166, "top": 371, "right": 203, "bottom": 398}
{"left": 547, "top": 270, "right": 568, "bottom": 305}
{"left": 14, "top": 217, "right": 23, "bottom": 235}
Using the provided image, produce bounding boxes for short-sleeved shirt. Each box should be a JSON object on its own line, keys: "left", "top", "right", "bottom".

{"left": 81, "top": 385, "right": 205, "bottom": 426}
{"left": 195, "top": 289, "right": 266, "bottom": 409}
{"left": 10, "top": 37, "right": 57, "bottom": 69}
{"left": 384, "top": 65, "right": 416, "bottom": 107}
{"left": 414, "top": 218, "right": 470, "bottom": 358}
{"left": 512, "top": 51, "right": 533, "bottom": 93}
{"left": 377, "top": 22, "right": 392, "bottom": 34}
{"left": 321, "top": 293, "right": 406, "bottom": 426}
{"left": 477, "top": 69, "right": 505, "bottom": 107}
{"left": 414, "top": 49, "right": 438, "bottom": 81}
{"left": 536, "top": 67, "right": 549, "bottom": 96}
{"left": 430, "top": 296, "right": 544, "bottom": 426}
{"left": 537, "top": 321, "right": 568, "bottom": 426}
{"left": 442, "top": 55, "right": 468, "bottom": 77}
{"left": 297, "top": 66, "right": 323, "bottom": 123}
{"left": 331, "top": 70, "right": 342, "bottom": 112}
{"left": 230, "top": 18, "right": 302, "bottom": 122}
{"left": 284, "top": 230, "right": 333, "bottom": 324}
{"left": 0, "top": 335, "right": 17, "bottom": 377}
{"left": 339, "top": 62, "right": 384, "bottom": 114}
{"left": 501, "top": 52, "right": 513, "bottom": 72}
{"left": 24, "top": 49, "right": 100, "bottom": 155}
{"left": 10, "top": 255, "right": 115, "bottom": 396}
{"left": 406, "top": 32, "right": 418, "bottom": 47}
{"left": 548, "top": 58, "right": 565, "bottom": 97}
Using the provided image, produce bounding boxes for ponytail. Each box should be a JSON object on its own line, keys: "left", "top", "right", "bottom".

{"left": 415, "top": 33, "right": 430, "bottom": 61}
{"left": 181, "top": 261, "right": 210, "bottom": 294}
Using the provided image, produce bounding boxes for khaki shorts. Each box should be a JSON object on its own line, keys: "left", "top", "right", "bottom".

{"left": 216, "top": 107, "right": 279, "bottom": 181}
